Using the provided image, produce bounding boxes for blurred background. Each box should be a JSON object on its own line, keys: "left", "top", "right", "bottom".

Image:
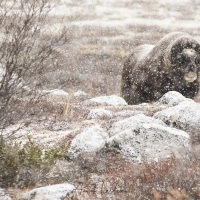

{"left": 38, "top": 0, "right": 200, "bottom": 96}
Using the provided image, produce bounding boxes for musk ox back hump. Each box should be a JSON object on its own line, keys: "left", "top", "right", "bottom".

{"left": 121, "top": 32, "right": 200, "bottom": 105}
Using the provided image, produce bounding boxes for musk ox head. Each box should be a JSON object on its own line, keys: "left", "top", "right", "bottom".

{"left": 121, "top": 32, "right": 200, "bottom": 105}
{"left": 176, "top": 48, "right": 199, "bottom": 82}
{"left": 169, "top": 37, "right": 200, "bottom": 83}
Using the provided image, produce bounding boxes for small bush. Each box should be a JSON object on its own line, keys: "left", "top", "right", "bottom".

{"left": 0, "top": 136, "right": 67, "bottom": 188}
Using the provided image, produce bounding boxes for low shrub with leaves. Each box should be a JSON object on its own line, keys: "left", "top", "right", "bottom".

{"left": 0, "top": 136, "right": 67, "bottom": 188}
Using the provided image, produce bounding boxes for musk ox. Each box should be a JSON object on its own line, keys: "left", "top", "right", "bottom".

{"left": 121, "top": 32, "right": 200, "bottom": 104}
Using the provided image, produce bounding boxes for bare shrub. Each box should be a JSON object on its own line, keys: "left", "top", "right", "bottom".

{"left": 0, "top": 0, "right": 68, "bottom": 129}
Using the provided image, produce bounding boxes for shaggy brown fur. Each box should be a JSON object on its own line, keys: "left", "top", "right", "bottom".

{"left": 121, "top": 32, "right": 200, "bottom": 104}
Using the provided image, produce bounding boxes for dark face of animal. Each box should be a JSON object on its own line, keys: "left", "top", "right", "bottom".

{"left": 173, "top": 48, "right": 200, "bottom": 82}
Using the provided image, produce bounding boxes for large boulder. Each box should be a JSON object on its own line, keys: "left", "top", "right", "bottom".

{"left": 88, "top": 108, "right": 113, "bottom": 120}
{"left": 107, "top": 114, "right": 190, "bottom": 162}
{"left": 157, "top": 91, "right": 194, "bottom": 106}
{"left": 23, "top": 183, "right": 76, "bottom": 200}
{"left": 68, "top": 125, "right": 109, "bottom": 158}
{"left": 154, "top": 101, "right": 200, "bottom": 132}
{"left": 154, "top": 91, "right": 200, "bottom": 143}
{"left": 109, "top": 114, "right": 165, "bottom": 137}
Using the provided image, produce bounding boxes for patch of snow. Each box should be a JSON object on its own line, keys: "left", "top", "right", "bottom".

{"left": 70, "top": 17, "right": 200, "bottom": 29}
{"left": 25, "top": 183, "right": 76, "bottom": 200}
{"left": 83, "top": 95, "right": 127, "bottom": 106}
{"left": 88, "top": 108, "right": 113, "bottom": 119}
{"left": 68, "top": 125, "right": 109, "bottom": 158}
{"left": 161, "top": 0, "right": 191, "bottom": 5}
{"left": 157, "top": 91, "right": 194, "bottom": 106}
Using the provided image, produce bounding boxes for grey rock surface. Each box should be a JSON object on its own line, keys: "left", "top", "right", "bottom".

{"left": 68, "top": 125, "right": 109, "bottom": 158}
{"left": 107, "top": 119, "right": 190, "bottom": 162}
{"left": 157, "top": 91, "right": 194, "bottom": 106}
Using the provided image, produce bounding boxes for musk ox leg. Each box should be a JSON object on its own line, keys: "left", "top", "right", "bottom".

{"left": 123, "top": 79, "right": 152, "bottom": 104}
{"left": 121, "top": 57, "right": 134, "bottom": 104}
{"left": 121, "top": 65, "right": 151, "bottom": 104}
{"left": 129, "top": 84, "right": 144, "bottom": 104}
{"left": 121, "top": 57, "right": 144, "bottom": 104}
{"left": 130, "top": 84, "right": 156, "bottom": 104}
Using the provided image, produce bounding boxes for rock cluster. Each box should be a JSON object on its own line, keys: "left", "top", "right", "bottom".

{"left": 2, "top": 91, "right": 199, "bottom": 199}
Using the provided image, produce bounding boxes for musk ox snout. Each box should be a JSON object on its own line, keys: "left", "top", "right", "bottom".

{"left": 184, "top": 72, "right": 197, "bottom": 83}
{"left": 121, "top": 32, "right": 200, "bottom": 105}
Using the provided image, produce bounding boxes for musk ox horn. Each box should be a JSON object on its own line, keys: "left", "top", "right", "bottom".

{"left": 121, "top": 32, "right": 200, "bottom": 105}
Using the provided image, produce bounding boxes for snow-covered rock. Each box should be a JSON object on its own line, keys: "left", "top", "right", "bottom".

{"left": 109, "top": 114, "right": 165, "bottom": 137}
{"left": 73, "top": 90, "right": 88, "bottom": 101}
{"left": 42, "top": 89, "right": 69, "bottom": 103}
{"left": 154, "top": 101, "right": 200, "bottom": 131}
{"left": 68, "top": 125, "right": 109, "bottom": 158}
{"left": 88, "top": 108, "right": 113, "bottom": 119}
{"left": 107, "top": 121, "right": 190, "bottom": 162}
{"left": 24, "top": 183, "right": 76, "bottom": 200}
{"left": 0, "top": 188, "right": 12, "bottom": 200}
{"left": 157, "top": 91, "right": 194, "bottom": 106}
{"left": 83, "top": 95, "right": 128, "bottom": 106}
